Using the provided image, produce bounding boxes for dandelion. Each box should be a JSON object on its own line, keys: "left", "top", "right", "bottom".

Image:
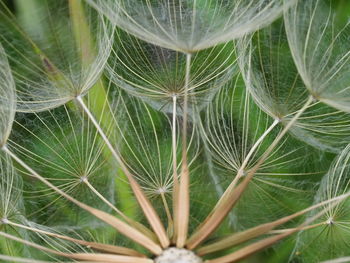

{"left": 0, "top": 0, "right": 350, "bottom": 263}
{"left": 0, "top": 42, "right": 16, "bottom": 147}
{"left": 87, "top": 0, "right": 295, "bottom": 52}
{"left": 237, "top": 19, "right": 350, "bottom": 152}
{"left": 106, "top": 31, "right": 236, "bottom": 113}
{"left": 284, "top": 0, "right": 350, "bottom": 112}
{"left": 295, "top": 143, "right": 350, "bottom": 262}
{"left": 0, "top": 0, "right": 113, "bottom": 112}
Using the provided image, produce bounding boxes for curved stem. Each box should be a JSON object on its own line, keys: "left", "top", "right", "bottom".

{"left": 1, "top": 145, "right": 162, "bottom": 255}
{"left": 84, "top": 178, "right": 123, "bottom": 215}
{"left": 0, "top": 231, "right": 153, "bottom": 263}
{"left": 0, "top": 255, "right": 55, "bottom": 263}
{"left": 76, "top": 96, "right": 169, "bottom": 249}
{"left": 160, "top": 191, "right": 174, "bottom": 238}
{"left": 175, "top": 53, "right": 192, "bottom": 247}
{"left": 227, "top": 118, "right": 280, "bottom": 201}
{"left": 172, "top": 95, "right": 178, "bottom": 186}
{"left": 6, "top": 220, "right": 144, "bottom": 257}
{"left": 171, "top": 95, "right": 178, "bottom": 241}
{"left": 253, "top": 95, "right": 313, "bottom": 171}
{"left": 239, "top": 119, "right": 280, "bottom": 175}
{"left": 187, "top": 96, "right": 314, "bottom": 250}
{"left": 197, "top": 190, "right": 345, "bottom": 256}
{"left": 206, "top": 188, "right": 350, "bottom": 263}
{"left": 83, "top": 179, "right": 156, "bottom": 240}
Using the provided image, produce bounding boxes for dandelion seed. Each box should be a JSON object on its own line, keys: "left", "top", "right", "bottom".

{"left": 285, "top": 0, "right": 350, "bottom": 113}
{"left": 237, "top": 20, "right": 350, "bottom": 153}
{"left": 295, "top": 143, "right": 350, "bottom": 262}
{"left": 107, "top": 31, "right": 236, "bottom": 113}
{"left": 0, "top": 42, "right": 16, "bottom": 147}
{"left": 87, "top": 0, "right": 295, "bottom": 52}
{"left": 0, "top": 0, "right": 113, "bottom": 112}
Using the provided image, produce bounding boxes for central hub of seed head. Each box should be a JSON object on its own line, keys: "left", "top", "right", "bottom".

{"left": 155, "top": 247, "right": 203, "bottom": 263}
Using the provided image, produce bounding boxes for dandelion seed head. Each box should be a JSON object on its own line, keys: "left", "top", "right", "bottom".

{"left": 155, "top": 247, "right": 203, "bottom": 263}
{"left": 79, "top": 176, "right": 88, "bottom": 183}
{"left": 0, "top": 2, "right": 113, "bottom": 112}
{"left": 88, "top": 0, "right": 294, "bottom": 52}
{"left": 155, "top": 187, "right": 169, "bottom": 195}
{"left": 0, "top": 42, "right": 16, "bottom": 147}
{"left": 0, "top": 153, "right": 23, "bottom": 222}
{"left": 107, "top": 31, "right": 235, "bottom": 113}
{"left": 238, "top": 169, "right": 247, "bottom": 178}
{"left": 295, "top": 143, "right": 350, "bottom": 262}
{"left": 285, "top": 0, "right": 350, "bottom": 113}
{"left": 238, "top": 20, "right": 350, "bottom": 153}
{"left": 326, "top": 217, "right": 334, "bottom": 225}
{"left": 0, "top": 217, "right": 9, "bottom": 225}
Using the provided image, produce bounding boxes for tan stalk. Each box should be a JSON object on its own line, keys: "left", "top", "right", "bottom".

{"left": 84, "top": 179, "right": 157, "bottom": 241}
{"left": 175, "top": 53, "right": 192, "bottom": 247}
{"left": 76, "top": 96, "right": 170, "bottom": 249}
{"left": 0, "top": 255, "right": 123, "bottom": 263}
{"left": 69, "top": 0, "right": 139, "bottom": 224}
{"left": 1, "top": 145, "right": 162, "bottom": 255}
{"left": 206, "top": 189, "right": 350, "bottom": 263}
{"left": 321, "top": 257, "right": 350, "bottom": 263}
{"left": 57, "top": 253, "right": 153, "bottom": 263}
{"left": 0, "top": 231, "right": 152, "bottom": 263}
{"left": 237, "top": 119, "right": 280, "bottom": 178}
{"left": 267, "top": 222, "right": 325, "bottom": 235}
{"left": 6, "top": 220, "right": 144, "bottom": 257}
{"left": 197, "top": 189, "right": 349, "bottom": 255}
{"left": 172, "top": 95, "right": 178, "bottom": 188}
{"left": 0, "top": 255, "right": 55, "bottom": 263}
{"left": 160, "top": 191, "right": 174, "bottom": 237}
{"left": 171, "top": 95, "right": 178, "bottom": 242}
{"left": 205, "top": 231, "right": 293, "bottom": 263}
{"left": 187, "top": 95, "right": 314, "bottom": 249}
{"left": 186, "top": 119, "right": 280, "bottom": 250}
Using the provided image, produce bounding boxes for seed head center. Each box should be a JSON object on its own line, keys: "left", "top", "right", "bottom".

{"left": 155, "top": 247, "right": 203, "bottom": 263}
